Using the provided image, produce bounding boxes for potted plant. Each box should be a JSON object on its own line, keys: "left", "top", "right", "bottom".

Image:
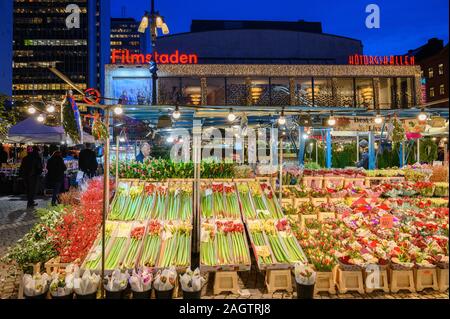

{"left": 22, "top": 273, "right": 50, "bottom": 299}
{"left": 179, "top": 267, "right": 206, "bottom": 299}
{"left": 153, "top": 267, "right": 177, "bottom": 299}
{"left": 294, "top": 263, "right": 316, "bottom": 299}
{"left": 104, "top": 269, "right": 129, "bottom": 299}
{"left": 129, "top": 268, "right": 153, "bottom": 299}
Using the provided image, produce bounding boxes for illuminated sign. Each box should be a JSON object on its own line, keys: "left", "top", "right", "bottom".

{"left": 111, "top": 49, "right": 198, "bottom": 65}
{"left": 348, "top": 54, "right": 415, "bottom": 66}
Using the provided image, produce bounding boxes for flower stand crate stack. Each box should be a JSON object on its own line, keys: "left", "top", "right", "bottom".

{"left": 335, "top": 265, "right": 365, "bottom": 294}
{"left": 44, "top": 257, "right": 70, "bottom": 275}
{"left": 213, "top": 271, "right": 240, "bottom": 295}
{"left": 415, "top": 267, "right": 439, "bottom": 292}
{"left": 265, "top": 269, "right": 293, "bottom": 293}
{"left": 389, "top": 265, "right": 416, "bottom": 293}
{"left": 437, "top": 267, "right": 449, "bottom": 292}
{"left": 302, "top": 176, "right": 323, "bottom": 189}
{"left": 363, "top": 266, "right": 390, "bottom": 293}
{"left": 314, "top": 271, "right": 336, "bottom": 294}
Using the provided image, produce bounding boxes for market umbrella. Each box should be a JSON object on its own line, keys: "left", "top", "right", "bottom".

{"left": 7, "top": 117, "right": 65, "bottom": 143}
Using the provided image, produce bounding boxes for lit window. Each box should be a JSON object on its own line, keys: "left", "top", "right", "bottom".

{"left": 438, "top": 64, "right": 444, "bottom": 75}
{"left": 440, "top": 84, "right": 445, "bottom": 95}
{"left": 430, "top": 87, "right": 435, "bottom": 97}
{"left": 428, "top": 67, "right": 434, "bottom": 78}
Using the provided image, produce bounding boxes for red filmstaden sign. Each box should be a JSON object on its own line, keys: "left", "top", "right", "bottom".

{"left": 112, "top": 49, "right": 198, "bottom": 65}
{"left": 348, "top": 54, "right": 415, "bottom": 66}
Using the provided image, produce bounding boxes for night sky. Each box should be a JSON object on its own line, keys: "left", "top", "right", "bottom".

{"left": 111, "top": 0, "right": 449, "bottom": 55}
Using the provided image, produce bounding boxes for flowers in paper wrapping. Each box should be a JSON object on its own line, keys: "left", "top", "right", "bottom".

{"left": 73, "top": 269, "right": 100, "bottom": 296}
{"left": 153, "top": 267, "right": 177, "bottom": 292}
{"left": 294, "top": 262, "right": 316, "bottom": 285}
{"left": 50, "top": 272, "right": 74, "bottom": 297}
{"left": 129, "top": 267, "right": 153, "bottom": 292}
{"left": 179, "top": 267, "right": 206, "bottom": 292}
{"left": 23, "top": 273, "right": 50, "bottom": 297}
{"left": 104, "top": 269, "right": 129, "bottom": 292}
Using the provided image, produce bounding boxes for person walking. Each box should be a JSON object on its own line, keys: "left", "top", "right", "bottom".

{"left": 20, "top": 146, "right": 43, "bottom": 208}
{"left": 0, "top": 143, "right": 8, "bottom": 165}
{"left": 78, "top": 143, "right": 98, "bottom": 178}
{"left": 46, "top": 150, "right": 67, "bottom": 206}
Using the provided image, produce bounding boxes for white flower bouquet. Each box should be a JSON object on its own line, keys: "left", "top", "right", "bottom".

{"left": 23, "top": 272, "right": 50, "bottom": 298}
{"left": 179, "top": 267, "right": 206, "bottom": 292}
{"left": 129, "top": 267, "right": 153, "bottom": 292}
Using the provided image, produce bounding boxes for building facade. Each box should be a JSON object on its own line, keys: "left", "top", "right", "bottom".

{"left": 111, "top": 18, "right": 144, "bottom": 56}
{"left": 12, "top": 0, "right": 110, "bottom": 102}
{"left": 0, "top": 0, "right": 13, "bottom": 97}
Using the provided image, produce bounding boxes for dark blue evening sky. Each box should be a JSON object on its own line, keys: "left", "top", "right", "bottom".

{"left": 111, "top": 0, "right": 449, "bottom": 55}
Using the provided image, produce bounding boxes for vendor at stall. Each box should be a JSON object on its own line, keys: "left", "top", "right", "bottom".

{"left": 136, "top": 142, "right": 151, "bottom": 163}
{"left": 78, "top": 143, "right": 98, "bottom": 178}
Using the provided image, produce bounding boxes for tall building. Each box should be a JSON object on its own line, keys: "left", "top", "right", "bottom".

{"left": 12, "top": 0, "right": 110, "bottom": 103}
{"left": 111, "top": 18, "right": 144, "bottom": 56}
{"left": 408, "top": 38, "right": 449, "bottom": 107}
{"left": 0, "top": 0, "right": 13, "bottom": 97}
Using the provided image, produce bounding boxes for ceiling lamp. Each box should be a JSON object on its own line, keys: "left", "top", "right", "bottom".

{"left": 46, "top": 105, "right": 55, "bottom": 113}
{"left": 327, "top": 111, "right": 336, "bottom": 126}
{"left": 172, "top": 105, "right": 181, "bottom": 120}
{"left": 28, "top": 106, "right": 36, "bottom": 114}
{"left": 278, "top": 109, "right": 286, "bottom": 126}
{"left": 227, "top": 109, "right": 236, "bottom": 122}
{"left": 37, "top": 114, "right": 45, "bottom": 122}
{"left": 138, "top": 12, "right": 149, "bottom": 33}
{"left": 114, "top": 106, "right": 123, "bottom": 115}
{"left": 189, "top": 94, "right": 201, "bottom": 105}
{"left": 374, "top": 111, "right": 383, "bottom": 125}
{"left": 250, "top": 87, "right": 263, "bottom": 102}
{"left": 418, "top": 108, "right": 428, "bottom": 122}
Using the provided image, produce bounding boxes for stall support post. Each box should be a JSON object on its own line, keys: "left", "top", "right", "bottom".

{"left": 115, "top": 137, "right": 119, "bottom": 190}
{"left": 279, "top": 134, "right": 283, "bottom": 202}
{"left": 368, "top": 131, "right": 375, "bottom": 170}
{"left": 356, "top": 134, "right": 360, "bottom": 162}
{"left": 325, "top": 129, "right": 332, "bottom": 169}
{"left": 298, "top": 126, "right": 305, "bottom": 166}
{"left": 101, "top": 108, "right": 110, "bottom": 299}
{"left": 399, "top": 142, "right": 405, "bottom": 168}
{"left": 417, "top": 138, "right": 420, "bottom": 163}
{"left": 315, "top": 139, "right": 318, "bottom": 164}
{"left": 192, "top": 120, "right": 202, "bottom": 256}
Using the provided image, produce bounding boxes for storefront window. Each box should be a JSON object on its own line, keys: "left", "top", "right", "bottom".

{"left": 396, "top": 77, "right": 414, "bottom": 108}
{"left": 181, "top": 77, "right": 202, "bottom": 106}
{"left": 294, "top": 78, "right": 313, "bottom": 106}
{"left": 158, "top": 77, "right": 181, "bottom": 105}
{"left": 355, "top": 78, "right": 374, "bottom": 109}
{"left": 250, "top": 78, "right": 270, "bottom": 106}
{"left": 226, "top": 78, "right": 248, "bottom": 106}
{"left": 335, "top": 78, "right": 354, "bottom": 107}
{"left": 313, "top": 78, "right": 333, "bottom": 106}
{"left": 206, "top": 78, "right": 225, "bottom": 106}
{"left": 378, "top": 78, "right": 395, "bottom": 109}
{"left": 270, "top": 78, "right": 290, "bottom": 106}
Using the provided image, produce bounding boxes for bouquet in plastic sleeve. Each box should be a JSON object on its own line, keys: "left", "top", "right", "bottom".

{"left": 129, "top": 267, "right": 153, "bottom": 292}
{"left": 294, "top": 262, "right": 316, "bottom": 285}
{"left": 73, "top": 268, "right": 101, "bottom": 296}
{"left": 49, "top": 272, "right": 74, "bottom": 297}
{"left": 153, "top": 267, "right": 177, "bottom": 291}
{"left": 104, "top": 269, "right": 129, "bottom": 292}
{"left": 179, "top": 267, "right": 206, "bottom": 292}
{"left": 23, "top": 273, "right": 50, "bottom": 297}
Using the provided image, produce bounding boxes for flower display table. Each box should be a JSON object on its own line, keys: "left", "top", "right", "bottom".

{"left": 364, "top": 268, "right": 390, "bottom": 293}
{"left": 335, "top": 267, "right": 365, "bottom": 294}
{"left": 314, "top": 271, "right": 336, "bottom": 295}
{"left": 265, "top": 269, "right": 293, "bottom": 293}
{"left": 415, "top": 268, "right": 439, "bottom": 292}
{"left": 390, "top": 269, "right": 416, "bottom": 293}
{"left": 213, "top": 271, "right": 240, "bottom": 295}
{"left": 437, "top": 268, "right": 449, "bottom": 292}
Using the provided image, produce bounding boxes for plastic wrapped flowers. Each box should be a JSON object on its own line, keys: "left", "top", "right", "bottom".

{"left": 104, "top": 269, "right": 130, "bottom": 292}
{"left": 49, "top": 272, "right": 74, "bottom": 298}
{"left": 153, "top": 267, "right": 177, "bottom": 292}
{"left": 129, "top": 267, "right": 153, "bottom": 292}
{"left": 23, "top": 272, "right": 51, "bottom": 297}
{"left": 294, "top": 262, "right": 316, "bottom": 285}
{"left": 72, "top": 266, "right": 101, "bottom": 296}
{"left": 179, "top": 267, "right": 206, "bottom": 292}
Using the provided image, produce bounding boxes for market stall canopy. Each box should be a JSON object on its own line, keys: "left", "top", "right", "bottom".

{"left": 6, "top": 117, "right": 96, "bottom": 145}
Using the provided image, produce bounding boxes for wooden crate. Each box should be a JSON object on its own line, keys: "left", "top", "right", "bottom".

{"left": 336, "top": 267, "right": 365, "bottom": 294}
{"left": 437, "top": 268, "right": 449, "bottom": 292}
{"left": 415, "top": 268, "right": 439, "bottom": 292}
{"left": 323, "top": 177, "right": 344, "bottom": 189}
{"left": 344, "top": 178, "right": 365, "bottom": 188}
{"left": 300, "top": 214, "right": 318, "bottom": 229}
{"left": 364, "top": 268, "right": 389, "bottom": 293}
{"left": 311, "top": 197, "right": 328, "bottom": 207}
{"left": 293, "top": 197, "right": 310, "bottom": 208}
{"left": 314, "top": 271, "right": 336, "bottom": 294}
{"left": 390, "top": 269, "right": 415, "bottom": 293}
{"left": 281, "top": 198, "right": 293, "bottom": 208}
{"left": 265, "top": 269, "right": 293, "bottom": 293}
{"left": 213, "top": 271, "right": 240, "bottom": 295}
{"left": 302, "top": 176, "right": 323, "bottom": 189}
{"left": 44, "top": 257, "right": 70, "bottom": 275}
{"left": 318, "top": 212, "right": 336, "bottom": 221}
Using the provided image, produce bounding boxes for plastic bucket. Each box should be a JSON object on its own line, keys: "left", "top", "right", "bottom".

{"left": 182, "top": 290, "right": 201, "bottom": 299}
{"left": 296, "top": 282, "right": 315, "bottom": 299}
{"left": 154, "top": 288, "right": 174, "bottom": 299}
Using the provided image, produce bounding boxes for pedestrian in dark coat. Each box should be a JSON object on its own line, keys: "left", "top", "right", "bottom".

{"left": 46, "top": 151, "right": 67, "bottom": 206}
{"left": 20, "top": 146, "right": 43, "bottom": 208}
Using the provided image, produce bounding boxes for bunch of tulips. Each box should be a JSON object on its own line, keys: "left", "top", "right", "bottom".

{"left": 139, "top": 220, "right": 162, "bottom": 267}
{"left": 157, "top": 221, "right": 192, "bottom": 268}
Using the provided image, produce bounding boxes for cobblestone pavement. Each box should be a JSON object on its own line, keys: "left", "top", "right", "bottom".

{"left": 0, "top": 195, "right": 50, "bottom": 299}
{"left": 0, "top": 196, "right": 448, "bottom": 299}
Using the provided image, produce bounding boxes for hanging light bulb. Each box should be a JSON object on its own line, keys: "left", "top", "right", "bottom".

{"left": 374, "top": 111, "right": 383, "bottom": 125}
{"left": 155, "top": 15, "right": 164, "bottom": 28}
{"left": 28, "top": 106, "right": 36, "bottom": 114}
{"left": 227, "top": 109, "right": 236, "bottom": 122}
{"left": 161, "top": 23, "right": 169, "bottom": 35}
{"left": 327, "top": 111, "right": 336, "bottom": 126}
{"left": 303, "top": 133, "right": 309, "bottom": 139}
{"left": 172, "top": 106, "right": 181, "bottom": 120}
{"left": 167, "top": 136, "right": 174, "bottom": 143}
{"left": 114, "top": 106, "right": 123, "bottom": 115}
{"left": 418, "top": 108, "right": 428, "bottom": 122}
{"left": 138, "top": 12, "right": 149, "bottom": 33}
{"left": 278, "top": 109, "right": 286, "bottom": 126}
{"left": 46, "top": 105, "right": 55, "bottom": 113}
{"left": 37, "top": 114, "right": 45, "bottom": 122}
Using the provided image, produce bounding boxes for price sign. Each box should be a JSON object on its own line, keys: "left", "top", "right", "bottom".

{"left": 380, "top": 215, "right": 394, "bottom": 229}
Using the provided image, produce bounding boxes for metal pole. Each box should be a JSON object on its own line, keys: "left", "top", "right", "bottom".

{"left": 115, "top": 137, "right": 119, "bottom": 189}
{"left": 417, "top": 138, "right": 420, "bottom": 163}
{"left": 101, "top": 108, "right": 110, "bottom": 299}
{"left": 315, "top": 139, "right": 318, "bottom": 164}
{"left": 356, "top": 134, "right": 360, "bottom": 162}
{"left": 279, "top": 134, "right": 283, "bottom": 202}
